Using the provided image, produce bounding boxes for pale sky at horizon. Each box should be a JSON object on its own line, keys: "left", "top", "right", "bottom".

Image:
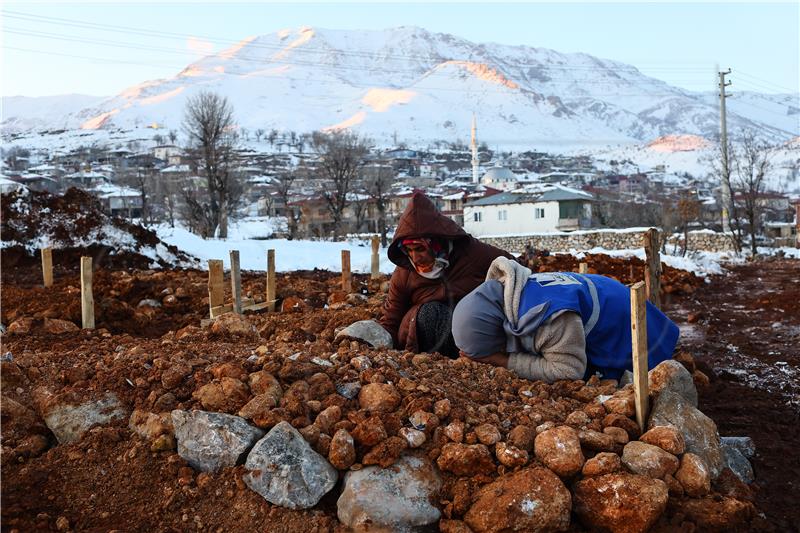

{"left": 1, "top": 1, "right": 798, "bottom": 98}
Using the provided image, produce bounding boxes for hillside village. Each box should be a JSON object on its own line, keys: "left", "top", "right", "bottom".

{"left": 2, "top": 125, "right": 798, "bottom": 248}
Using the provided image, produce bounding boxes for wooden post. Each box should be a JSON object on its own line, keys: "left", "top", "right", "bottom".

{"left": 80, "top": 256, "right": 95, "bottom": 329}
{"left": 230, "top": 250, "right": 242, "bottom": 314}
{"left": 266, "top": 249, "right": 276, "bottom": 312}
{"left": 208, "top": 259, "right": 225, "bottom": 316}
{"left": 578, "top": 262, "right": 588, "bottom": 274}
{"left": 341, "top": 250, "right": 352, "bottom": 293}
{"left": 41, "top": 247, "right": 53, "bottom": 287}
{"left": 630, "top": 281, "right": 649, "bottom": 431}
{"left": 370, "top": 236, "right": 380, "bottom": 280}
{"left": 644, "top": 228, "right": 661, "bottom": 309}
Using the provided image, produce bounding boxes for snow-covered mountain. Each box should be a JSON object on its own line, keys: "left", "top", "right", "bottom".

{"left": 1, "top": 94, "right": 106, "bottom": 132}
{"left": 2, "top": 26, "right": 798, "bottom": 149}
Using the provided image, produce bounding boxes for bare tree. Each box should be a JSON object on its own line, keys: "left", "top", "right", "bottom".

{"left": 676, "top": 191, "right": 701, "bottom": 256}
{"left": 274, "top": 169, "right": 301, "bottom": 240}
{"left": 363, "top": 163, "right": 394, "bottom": 246}
{"left": 168, "top": 130, "right": 178, "bottom": 144}
{"left": 255, "top": 128, "right": 265, "bottom": 142}
{"left": 732, "top": 130, "right": 774, "bottom": 256}
{"left": 311, "top": 130, "right": 370, "bottom": 240}
{"left": 182, "top": 91, "right": 242, "bottom": 238}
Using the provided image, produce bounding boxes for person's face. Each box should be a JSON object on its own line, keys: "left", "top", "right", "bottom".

{"left": 404, "top": 242, "right": 435, "bottom": 271}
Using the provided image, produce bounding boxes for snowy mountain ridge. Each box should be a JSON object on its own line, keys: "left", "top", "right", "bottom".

{"left": 2, "top": 25, "right": 798, "bottom": 150}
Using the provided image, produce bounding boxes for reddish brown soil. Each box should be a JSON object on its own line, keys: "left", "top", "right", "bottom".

{"left": 2, "top": 254, "right": 790, "bottom": 533}
{"left": 668, "top": 258, "right": 800, "bottom": 532}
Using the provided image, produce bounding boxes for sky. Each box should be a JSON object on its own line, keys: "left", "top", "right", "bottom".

{"left": 1, "top": 1, "right": 798, "bottom": 98}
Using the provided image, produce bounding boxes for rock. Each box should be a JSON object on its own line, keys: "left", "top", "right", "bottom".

{"left": 128, "top": 409, "right": 173, "bottom": 440}
{"left": 13, "top": 434, "right": 49, "bottom": 459}
{"left": 582, "top": 452, "right": 622, "bottom": 476}
{"left": 171, "top": 410, "right": 264, "bottom": 472}
{"left": 678, "top": 496, "right": 755, "bottom": 531}
{"left": 43, "top": 318, "right": 79, "bottom": 335}
{"left": 280, "top": 296, "right": 307, "bottom": 313}
{"left": 573, "top": 473, "right": 668, "bottom": 533}
{"left": 161, "top": 362, "right": 192, "bottom": 390}
{"left": 409, "top": 411, "right": 440, "bottom": 434}
{"left": 328, "top": 429, "right": 356, "bottom": 470}
{"left": 675, "top": 452, "right": 711, "bottom": 497}
{"left": 578, "top": 429, "right": 618, "bottom": 452}
{"left": 336, "top": 381, "right": 361, "bottom": 400}
{"left": 720, "top": 436, "right": 755, "bottom": 458}
{"left": 363, "top": 436, "right": 407, "bottom": 467}
{"left": 6, "top": 317, "right": 34, "bottom": 335}
{"left": 495, "top": 441, "right": 529, "bottom": 468}
{"left": 639, "top": 425, "right": 685, "bottom": 455}
{"left": 351, "top": 415, "right": 387, "bottom": 446}
{"left": 238, "top": 393, "right": 278, "bottom": 421}
{"left": 137, "top": 298, "right": 161, "bottom": 308}
{"left": 346, "top": 293, "right": 368, "bottom": 305}
{"left": 434, "top": 399, "right": 451, "bottom": 419}
{"left": 474, "top": 423, "right": 501, "bottom": 446}
{"left": 244, "top": 421, "right": 337, "bottom": 509}
{"left": 443, "top": 421, "right": 465, "bottom": 443}
{"left": 210, "top": 313, "right": 259, "bottom": 339}
{"left": 436, "top": 443, "right": 495, "bottom": 476}
{"left": 648, "top": 390, "right": 724, "bottom": 479}
{"left": 621, "top": 441, "right": 679, "bottom": 479}
{"left": 602, "top": 413, "right": 641, "bottom": 440}
{"left": 151, "top": 433, "right": 176, "bottom": 451}
{"left": 192, "top": 377, "right": 250, "bottom": 413}
{"left": 721, "top": 442, "right": 755, "bottom": 484}
{"left": 464, "top": 467, "right": 571, "bottom": 533}
{"left": 564, "top": 409, "right": 592, "bottom": 427}
{"left": 602, "top": 426, "right": 629, "bottom": 445}
{"left": 248, "top": 371, "right": 282, "bottom": 402}
{"left": 439, "top": 520, "right": 473, "bottom": 533}
{"left": 210, "top": 362, "right": 248, "bottom": 381}
{"left": 648, "top": 359, "right": 698, "bottom": 407}
{"left": 338, "top": 454, "right": 442, "bottom": 531}
{"left": 1, "top": 396, "right": 47, "bottom": 439}
{"left": 602, "top": 388, "right": 635, "bottom": 417}
{"left": 313, "top": 405, "right": 342, "bottom": 434}
{"left": 399, "top": 427, "right": 426, "bottom": 448}
{"left": 507, "top": 425, "right": 536, "bottom": 452}
{"left": 335, "top": 319, "right": 393, "bottom": 348}
{"left": 39, "top": 391, "right": 128, "bottom": 444}
{"left": 534, "top": 426, "right": 584, "bottom": 478}
{"left": 358, "top": 383, "right": 401, "bottom": 413}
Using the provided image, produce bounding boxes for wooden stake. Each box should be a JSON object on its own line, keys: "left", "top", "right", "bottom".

{"left": 207, "top": 259, "right": 225, "bottom": 317}
{"left": 341, "top": 250, "right": 352, "bottom": 293}
{"left": 80, "top": 256, "right": 95, "bottom": 329}
{"left": 370, "top": 236, "right": 380, "bottom": 280}
{"left": 644, "top": 228, "right": 661, "bottom": 309}
{"left": 230, "top": 250, "right": 242, "bottom": 314}
{"left": 266, "top": 249, "right": 276, "bottom": 312}
{"left": 578, "top": 262, "right": 588, "bottom": 274}
{"left": 630, "top": 281, "right": 649, "bottom": 431}
{"left": 41, "top": 247, "right": 53, "bottom": 287}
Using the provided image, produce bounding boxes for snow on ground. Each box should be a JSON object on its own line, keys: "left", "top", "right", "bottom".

{"left": 156, "top": 223, "right": 396, "bottom": 274}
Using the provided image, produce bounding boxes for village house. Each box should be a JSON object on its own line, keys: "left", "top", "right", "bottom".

{"left": 463, "top": 186, "right": 594, "bottom": 237}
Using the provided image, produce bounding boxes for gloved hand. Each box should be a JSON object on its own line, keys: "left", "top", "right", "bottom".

{"left": 334, "top": 319, "right": 393, "bottom": 348}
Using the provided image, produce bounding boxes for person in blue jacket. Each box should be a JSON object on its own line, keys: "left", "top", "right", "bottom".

{"left": 451, "top": 266, "right": 680, "bottom": 383}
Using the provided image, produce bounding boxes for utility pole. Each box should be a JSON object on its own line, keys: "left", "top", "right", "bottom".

{"left": 719, "top": 69, "right": 732, "bottom": 233}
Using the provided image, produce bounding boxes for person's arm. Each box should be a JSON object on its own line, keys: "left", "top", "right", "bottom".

{"left": 506, "top": 312, "right": 587, "bottom": 382}
{"left": 378, "top": 268, "right": 411, "bottom": 346}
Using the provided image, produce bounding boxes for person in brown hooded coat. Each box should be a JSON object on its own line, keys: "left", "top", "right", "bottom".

{"left": 378, "top": 191, "right": 513, "bottom": 357}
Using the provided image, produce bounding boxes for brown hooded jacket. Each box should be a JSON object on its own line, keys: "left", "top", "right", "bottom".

{"left": 379, "top": 192, "right": 513, "bottom": 351}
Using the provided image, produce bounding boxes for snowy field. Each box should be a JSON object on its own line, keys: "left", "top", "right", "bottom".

{"left": 155, "top": 216, "right": 799, "bottom": 277}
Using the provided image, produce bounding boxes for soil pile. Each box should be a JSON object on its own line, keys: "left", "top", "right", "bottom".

{"left": 0, "top": 187, "right": 196, "bottom": 276}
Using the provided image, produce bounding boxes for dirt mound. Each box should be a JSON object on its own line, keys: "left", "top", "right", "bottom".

{"left": 1, "top": 265, "right": 765, "bottom": 532}
{"left": 0, "top": 187, "right": 196, "bottom": 277}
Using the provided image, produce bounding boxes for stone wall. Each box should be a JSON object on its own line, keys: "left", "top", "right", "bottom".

{"left": 478, "top": 229, "right": 737, "bottom": 254}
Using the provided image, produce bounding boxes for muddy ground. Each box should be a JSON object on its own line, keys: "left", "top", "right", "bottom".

{"left": 1, "top": 253, "right": 797, "bottom": 532}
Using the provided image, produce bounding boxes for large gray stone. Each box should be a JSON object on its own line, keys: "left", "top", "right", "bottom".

{"left": 648, "top": 359, "right": 698, "bottom": 407}
{"left": 338, "top": 454, "right": 442, "bottom": 532}
{"left": 335, "top": 320, "right": 393, "bottom": 348}
{"left": 171, "top": 410, "right": 263, "bottom": 472}
{"left": 648, "top": 391, "right": 724, "bottom": 479}
{"left": 721, "top": 436, "right": 755, "bottom": 458}
{"left": 721, "top": 442, "right": 755, "bottom": 484}
{"left": 42, "top": 392, "right": 128, "bottom": 444}
{"left": 244, "top": 421, "right": 337, "bottom": 509}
